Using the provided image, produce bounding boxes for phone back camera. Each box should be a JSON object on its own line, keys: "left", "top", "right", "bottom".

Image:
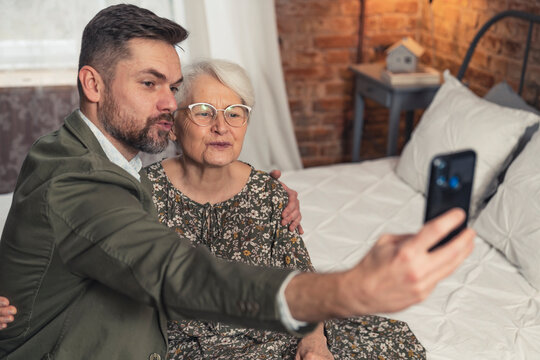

{"left": 436, "top": 175, "right": 447, "bottom": 187}
{"left": 434, "top": 158, "right": 446, "bottom": 169}
{"left": 448, "top": 175, "right": 461, "bottom": 190}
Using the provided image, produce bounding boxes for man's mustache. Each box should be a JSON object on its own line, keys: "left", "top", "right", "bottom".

{"left": 148, "top": 113, "right": 174, "bottom": 124}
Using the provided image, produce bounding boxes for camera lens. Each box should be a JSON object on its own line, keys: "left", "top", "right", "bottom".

{"left": 436, "top": 175, "right": 447, "bottom": 187}
{"left": 449, "top": 175, "right": 461, "bottom": 189}
{"left": 434, "top": 159, "right": 446, "bottom": 169}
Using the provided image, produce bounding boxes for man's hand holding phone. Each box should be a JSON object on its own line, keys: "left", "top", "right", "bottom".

{"left": 343, "top": 150, "right": 477, "bottom": 314}
{"left": 281, "top": 150, "right": 478, "bottom": 323}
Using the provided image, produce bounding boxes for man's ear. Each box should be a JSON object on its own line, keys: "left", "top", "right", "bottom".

{"left": 78, "top": 65, "right": 104, "bottom": 103}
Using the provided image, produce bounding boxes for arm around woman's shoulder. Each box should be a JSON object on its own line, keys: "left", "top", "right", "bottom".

{"left": 259, "top": 171, "right": 314, "bottom": 273}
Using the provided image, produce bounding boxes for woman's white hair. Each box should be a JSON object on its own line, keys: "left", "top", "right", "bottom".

{"left": 175, "top": 59, "right": 255, "bottom": 108}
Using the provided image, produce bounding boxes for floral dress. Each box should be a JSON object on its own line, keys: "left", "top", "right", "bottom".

{"left": 146, "top": 162, "right": 426, "bottom": 360}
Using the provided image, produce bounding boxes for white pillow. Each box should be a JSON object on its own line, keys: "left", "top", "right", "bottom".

{"left": 396, "top": 70, "right": 540, "bottom": 215}
{"left": 473, "top": 130, "right": 540, "bottom": 289}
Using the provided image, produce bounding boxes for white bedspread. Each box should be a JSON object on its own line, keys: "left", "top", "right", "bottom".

{"left": 1, "top": 159, "right": 538, "bottom": 358}
{"left": 281, "top": 158, "right": 540, "bottom": 360}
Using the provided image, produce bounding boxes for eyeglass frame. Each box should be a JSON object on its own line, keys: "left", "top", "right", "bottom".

{"left": 174, "top": 102, "right": 252, "bottom": 128}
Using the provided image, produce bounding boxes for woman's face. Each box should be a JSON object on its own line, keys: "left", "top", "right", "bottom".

{"left": 173, "top": 74, "right": 248, "bottom": 168}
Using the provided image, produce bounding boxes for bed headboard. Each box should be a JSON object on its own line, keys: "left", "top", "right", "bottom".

{"left": 458, "top": 10, "right": 540, "bottom": 106}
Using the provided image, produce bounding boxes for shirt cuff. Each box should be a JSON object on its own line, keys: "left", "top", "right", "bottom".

{"left": 277, "top": 270, "right": 308, "bottom": 331}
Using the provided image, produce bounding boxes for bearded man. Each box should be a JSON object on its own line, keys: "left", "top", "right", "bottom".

{"left": 0, "top": 4, "right": 474, "bottom": 360}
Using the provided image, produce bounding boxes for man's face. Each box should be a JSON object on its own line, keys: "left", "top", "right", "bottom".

{"left": 98, "top": 38, "right": 183, "bottom": 154}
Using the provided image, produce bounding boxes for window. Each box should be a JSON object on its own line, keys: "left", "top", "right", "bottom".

{"left": 0, "top": 0, "right": 173, "bottom": 86}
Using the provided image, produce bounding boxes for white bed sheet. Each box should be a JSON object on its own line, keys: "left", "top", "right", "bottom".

{"left": 281, "top": 158, "right": 540, "bottom": 360}
{"left": 2, "top": 160, "right": 538, "bottom": 358}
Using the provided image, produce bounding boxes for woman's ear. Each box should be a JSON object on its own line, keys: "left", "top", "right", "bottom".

{"left": 169, "top": 125, "right": 177, "bottom": 142}
{"left": 79, "top": 65, "right": 104, "bottom": 103}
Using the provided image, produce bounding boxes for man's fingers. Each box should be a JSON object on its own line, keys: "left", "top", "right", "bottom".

{"left": 280, "top": 180, "right": 294, "bottom": 194}
{"left": 288, "top": 216, "right": 302, "bottom": 232}
{"left": 282, "top": 207, "right": 290, "bottom": 218}
{"left": 424, "top": 227, "right": 475, "bottom": 282}
{"left": 0, "top": 316, "right": 14, "bottom": 323}
{"left": 281, "top": 208, "right": 295, "bottom": 223}
{"left": 0, "top": 306, "right": 16, "bottom": 316}
{"left": 275, "top": 174, "right": 303, "bottom": 232}
{"left": 269, "top": 169, "right": 282, "bottom": 180}
{"left": 375, "top": 233, "right": 411, "bottom": 247}
{"left": 398, "top": 227, "right": 475, "bottom": 308}
{"left": 414, "top": 208, "right": 466, "bottom": 251}
{"left": 282, "top": 191, "right": 299, "bottom": 219}
{"left": 283, "top": 210, "right": 302, "bottom": 233}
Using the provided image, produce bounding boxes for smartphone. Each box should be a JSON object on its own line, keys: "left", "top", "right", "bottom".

{"left": 424, "top": 149, "right": 476, "bottom": 252}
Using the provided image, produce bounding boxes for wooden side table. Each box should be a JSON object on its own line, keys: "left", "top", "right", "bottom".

{"left": 349, "top": 63, "right": 440, "bottom": 161}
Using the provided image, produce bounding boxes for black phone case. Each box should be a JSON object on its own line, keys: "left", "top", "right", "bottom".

{"left": 424, "top": 149, "right": 476, "bottom": 251}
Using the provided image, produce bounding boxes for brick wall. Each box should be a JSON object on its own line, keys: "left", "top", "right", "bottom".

{"left": 275, "top": 0, "right": 361, "bottom": 167}
{"left": 276, "top": 0, "right": 540, "bottom": 166}
{"left": 419, "top": 0, "right": 540, "bottom": 99}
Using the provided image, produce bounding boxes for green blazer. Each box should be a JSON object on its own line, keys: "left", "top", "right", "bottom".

{"left": 0, "top": 111, "right": 313, "bottom": 359}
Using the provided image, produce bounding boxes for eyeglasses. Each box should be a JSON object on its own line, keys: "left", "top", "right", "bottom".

{"left": 177, "top": 103, "right": 251, "bottom": 127}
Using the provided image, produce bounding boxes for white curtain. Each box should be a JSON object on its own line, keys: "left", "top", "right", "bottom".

{"left": 172, "top": 0, "right": 302, "bottom": 171}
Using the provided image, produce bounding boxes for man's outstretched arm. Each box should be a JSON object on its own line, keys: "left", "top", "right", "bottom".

{"left": 0, "top": 209, "right": 473, "bottom": 332}
{"left": 284, "top": 208, "right": 475, "bottom": 322}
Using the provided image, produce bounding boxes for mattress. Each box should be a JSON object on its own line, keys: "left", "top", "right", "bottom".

{"left": 281, "top": 157, "right": 540, "bottom": 360}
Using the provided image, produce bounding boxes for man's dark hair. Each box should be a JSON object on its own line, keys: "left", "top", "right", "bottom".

{"left": 77, "top": 4, "right": 189, "bottom": 97}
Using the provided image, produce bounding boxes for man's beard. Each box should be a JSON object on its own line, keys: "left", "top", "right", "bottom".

{"left": 99, "top": 91, "right": 171, "bottom": 154}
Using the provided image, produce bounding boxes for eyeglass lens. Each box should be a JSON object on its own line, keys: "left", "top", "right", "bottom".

{"left": 190, "top": 103, "right": 249, "bottom": 127}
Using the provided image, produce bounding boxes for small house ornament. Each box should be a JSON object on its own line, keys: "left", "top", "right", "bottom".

{"left": 385, "top": 37, "right": 424, "bottom": 73}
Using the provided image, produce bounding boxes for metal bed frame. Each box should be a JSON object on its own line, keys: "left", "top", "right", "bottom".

{"left": 457, "top": 10, "right": 540, "bottom": 98}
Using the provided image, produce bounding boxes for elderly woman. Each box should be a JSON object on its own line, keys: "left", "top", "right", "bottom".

{"left": 145, "top": 59, "right": 425, "bottom": 359}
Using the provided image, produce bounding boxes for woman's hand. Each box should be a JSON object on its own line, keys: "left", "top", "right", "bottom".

{"left": 0, "top": 297, "right": 17, "bottom": 329}
{"left": 295, "top": 323, "right": 334, "bottom": 360}
{"left": 269, "top": 169, "right": 304, "bottom": 234}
